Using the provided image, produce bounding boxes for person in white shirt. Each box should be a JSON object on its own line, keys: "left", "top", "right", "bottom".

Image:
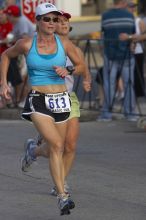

{"left": 119, "top": 1, "right": 146, "bottom": 97}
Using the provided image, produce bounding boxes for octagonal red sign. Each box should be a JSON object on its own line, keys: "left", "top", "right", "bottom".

{"left": 21, "top": 0, "right": 56, "bottom": 24}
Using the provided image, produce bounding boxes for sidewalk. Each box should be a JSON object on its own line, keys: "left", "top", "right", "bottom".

{"left": 0, "top": 107, "right": 97, "bottom": 121}
{"left": 0, "top": 102, "right": 146, "bottom": 129}
{"left": 0, "top": 98, "right": 146, "bottom": 129}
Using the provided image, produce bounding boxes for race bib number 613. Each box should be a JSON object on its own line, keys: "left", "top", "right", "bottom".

{"left": 45, "top": 92, "right": 71, "bottom": 113}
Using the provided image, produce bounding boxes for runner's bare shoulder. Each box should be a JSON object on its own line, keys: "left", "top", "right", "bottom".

{"left": 15, "top": 37, "right": 33, "bottom": 55}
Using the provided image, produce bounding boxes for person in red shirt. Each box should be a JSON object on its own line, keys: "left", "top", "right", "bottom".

{"left": 0, "top": 8, "right": 13, "bottom": 108}
{"left": 0, "top": 7, "right": 23, "bottom": 108}
{"left": 0, "top": 8, "right": 13, "bottom": 54}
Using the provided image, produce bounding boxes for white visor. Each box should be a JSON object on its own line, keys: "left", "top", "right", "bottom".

{"left": 35, "top": 3, "right": 61, "bottom": 17}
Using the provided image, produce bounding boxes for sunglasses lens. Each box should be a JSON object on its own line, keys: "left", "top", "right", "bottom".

{"left": 53, "top": 17, "right": 58, "bottom": 22}
{"left": 42, "top": 17, "right": 58, "bottom": 22}
{"left": 42, "top": 17, "right": 50, "bottom": 22}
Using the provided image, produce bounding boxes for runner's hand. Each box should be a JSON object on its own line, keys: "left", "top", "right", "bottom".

{"left": 53, "top": 66, "right": 68, "bottom": 78}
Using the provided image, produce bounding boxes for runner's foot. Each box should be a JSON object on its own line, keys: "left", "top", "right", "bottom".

{"left": 57, "top": 194, "right": 71, "bottom": 215}
{"left": 20, "top": 139, "right": 37, "bottom": 172}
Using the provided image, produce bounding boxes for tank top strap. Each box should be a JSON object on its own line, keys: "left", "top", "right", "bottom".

{"left": 27, "top": 34, "right": 37, "bottom": 54}
{"left": 54, "top": 34, "right": 66, "bottom": 54}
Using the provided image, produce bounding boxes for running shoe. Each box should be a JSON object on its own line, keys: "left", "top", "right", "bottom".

{"left": 57, "top": 194, "right": 70, "bottom": 215}
{"left": 50, "top": 181, "right": 70, "bottom": 197}
{"left": 67, "top": 196, "right": 75, "bottom": 210}
{"left": 51, "top": 185, "right": 75, "bottom": 210}
{"left": 20, "top": 139, "right": 37, "bottom": 172}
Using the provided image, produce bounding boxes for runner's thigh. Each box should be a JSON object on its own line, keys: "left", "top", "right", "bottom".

{"left": 31, "top": 113, "right": 64, "bottom": 145}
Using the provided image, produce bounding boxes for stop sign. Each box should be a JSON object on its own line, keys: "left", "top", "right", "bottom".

{"left": 21, "top": 0, "right": 56, "bottom": 24}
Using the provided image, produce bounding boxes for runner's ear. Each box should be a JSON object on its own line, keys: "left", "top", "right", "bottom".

{"left": 69, "top": 27, "right": 73, "bottom": 32}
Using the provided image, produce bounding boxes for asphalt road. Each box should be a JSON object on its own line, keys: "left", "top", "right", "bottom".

{"left": 0, "top": 120, "right": 146, "bottom": 220}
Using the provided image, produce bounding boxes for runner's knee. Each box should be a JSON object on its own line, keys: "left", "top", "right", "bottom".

{"left": 49, "top": 139, "right": 64, "bottom": 154}
{"left": 64, "top": 141, "right": 76, "bottom": 153}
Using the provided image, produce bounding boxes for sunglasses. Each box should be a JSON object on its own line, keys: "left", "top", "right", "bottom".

{"left": 41, "top": 17, "right": 58, "bottom": 23}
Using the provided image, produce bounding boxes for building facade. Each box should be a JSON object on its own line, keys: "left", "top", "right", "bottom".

{"left": 0, "top": 0, "right": 141, "bottom": 17}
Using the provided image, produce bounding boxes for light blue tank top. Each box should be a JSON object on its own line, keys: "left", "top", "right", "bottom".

{"left": 26, "top": 34, "right": 66, "bottom": 86}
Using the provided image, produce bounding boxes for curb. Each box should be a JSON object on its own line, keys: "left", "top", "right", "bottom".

{"left": 80, "top": 109, "right": 97, "bottom": 122}
{"left": 1, "top": 108, "right": 146, "bottom": 129}
{"left": 0, "top": 108, "right": 22, "bottom": 120}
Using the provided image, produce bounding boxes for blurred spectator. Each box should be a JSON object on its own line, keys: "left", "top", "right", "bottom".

{"left": 0, "top": 7, "right": 12, "bottom": 107}
{"left": 115, "top": 76, "right": 124, "bottom": 101}
{"left": 4, "top": 5, "right": 35, "bottom": 107}
{"left": 127, "top": 1, "right": 146, "bottom": 97}
{"left": 0, "top": 7, "right": 22, "bottom": 108}
{"left": 116, "top": 1, "right": 146, "bottom": 100}
{"left": 119, "top": 1, "right": 146, "bottom": 97}
{"left": 0, "top": 0, "right": 5, "bottom": 8}
{"left": 0, "top": 0, "right": 20, "bottom": 8}
{"left": 98, "top": 0, "right": 137, "bottom": 122}
{"left": 95, "top": 66, "right": 104, "bottom": 108}
{"left": 119, "top": 30, "right": 146, "bottom": 42}
{"left": 6, "top": 0, "right": 17, "bottom": 7}
{"left": 142, "top": 16, "right": 146, "bottom": 27}
{"left": 0, "top": 7, "right": 13, "bottom": 54}
{"left": 4, "top": 5, "right": 35, "bottom": 40}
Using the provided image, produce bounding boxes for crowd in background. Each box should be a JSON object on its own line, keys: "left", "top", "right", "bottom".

{"left": 0, "top": 0, "right": 146, "bottom": 122}
{"left": 96, "top": 0, "right": 146, "bottom": 122}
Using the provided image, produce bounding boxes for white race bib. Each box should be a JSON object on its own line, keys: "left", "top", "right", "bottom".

{"left": 45, "top": 92, "right": 71, "bottom": 113}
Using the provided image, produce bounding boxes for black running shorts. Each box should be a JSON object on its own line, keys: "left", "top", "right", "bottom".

{"left": 21, "top": 90, "right": 71, "bottom": 123}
